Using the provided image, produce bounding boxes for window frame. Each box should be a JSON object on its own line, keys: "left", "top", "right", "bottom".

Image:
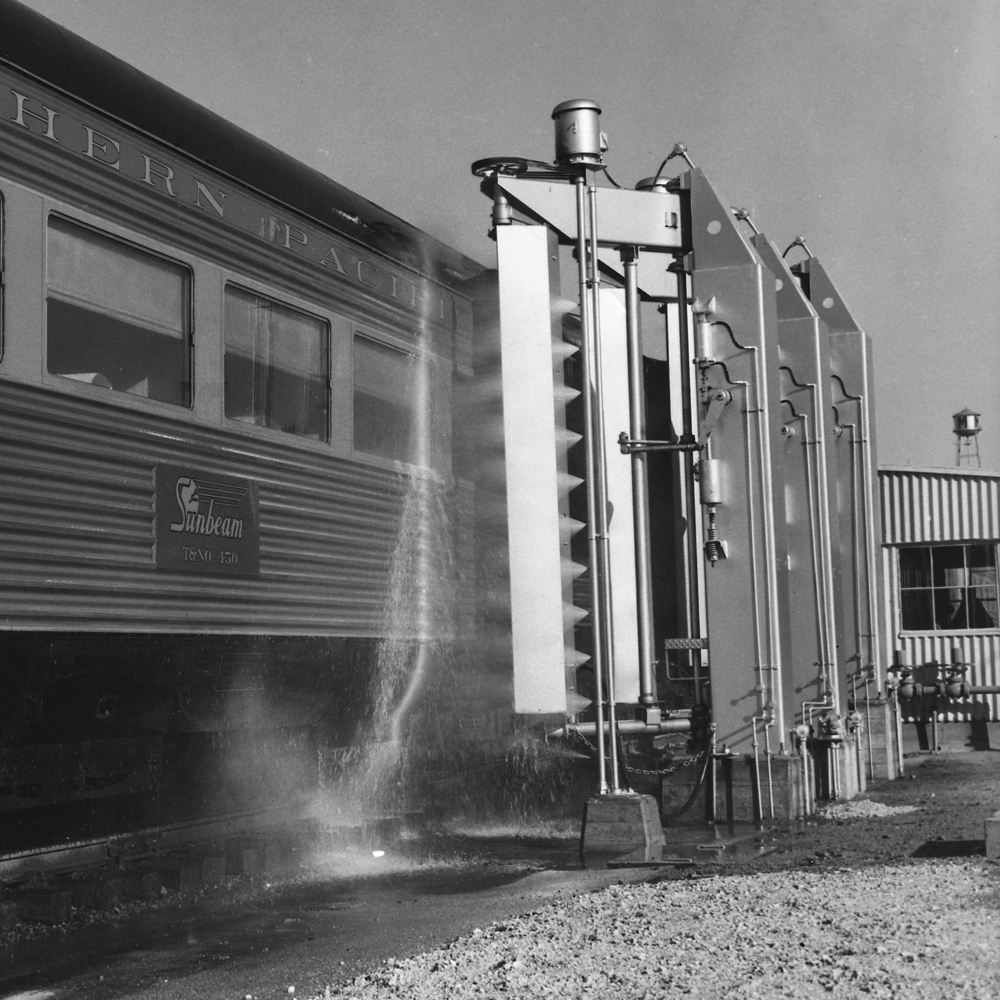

{"left": 222, "top": 280, "right": 333, "bottom": 445}
{"left": 28, "top": 197, "right": 444, "bottom": 470}
{"left": 0, "top": 189, "right": 5, "bottom": 361}
{"left": 350, "top": 325, "right": 448, "bottom": 472}
{"left": 896, "top": 541, "right": 1000, "bottom": 635}
{"left": 41, "top": 207, "right": 195, "bottom": 413}
{"left": 351, "top": 330, "right": 421, "bottom": 465}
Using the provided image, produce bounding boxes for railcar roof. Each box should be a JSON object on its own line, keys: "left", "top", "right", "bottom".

{"left": 0, "top": 0, "right": 483, "bottom": 287}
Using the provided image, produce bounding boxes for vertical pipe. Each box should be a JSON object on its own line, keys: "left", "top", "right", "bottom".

{"left": 587, "top": 182, "right": 622, "bottom": 792}
{"left": 864, "top": 671, "right": 874, "bottom": 779}
{"left": 708, "top": 724, "right": 718, "bottom": 823}
{"left": 856, "top": 722, "right": 864, "bottom": 792}
{"left": 751, "top": 718, "right": 763, "bottom": 823}
{"left": 764, "top": 722, "right": 775, "bottom": 820}
{"left": 802, "top": 738, "right": 813, "bottom": 816}
{"left": 859, "top": 396, "right": 880, "bottom": 692}
{"left": 623, "top": 249, "right": 656, "bottom": 705}
{"left": 675, "top": 269, "right": 704, "bottom": 697}
{"left": 575, "top": 175, "right": 608, "bottom": 795}
{"left": 895, "top": 688, "right": 905, "bottom": 775}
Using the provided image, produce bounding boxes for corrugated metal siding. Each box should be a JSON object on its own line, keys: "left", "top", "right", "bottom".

{"left": 0, "top": 380, "right": 417, "bottom": 635}
{"left": 880, "top": 467, "right": 1000, "bottom": 544}
{"left": 881, "top": 467, "right": 1000, "bottom": 720}
{"left": 897, "top": 633, "right": 1000, "bottom": 722}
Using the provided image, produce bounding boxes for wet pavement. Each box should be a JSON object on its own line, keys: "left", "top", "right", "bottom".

{"left": 4, "top": 752, "right": 998, "bottom": 999}
{"left": 0, "top": 834, "right": 630, "bottom": 1000}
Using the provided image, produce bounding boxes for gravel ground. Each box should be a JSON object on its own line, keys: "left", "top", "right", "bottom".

{"left": 325, "top": 861, "right": 999, "bottom": 1000}
{"left": 311, "top": 754, "right": 1000, "bottom": 1000}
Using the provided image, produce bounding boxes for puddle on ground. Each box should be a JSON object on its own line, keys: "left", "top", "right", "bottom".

{"left": 911, "top": 838, "right": 985, "bottom": 859}
{"left": 0, "top": 832, "right": 585, "bottom": 998}
{"left": 607, "top": 823, "right": 778, "bottom": 868}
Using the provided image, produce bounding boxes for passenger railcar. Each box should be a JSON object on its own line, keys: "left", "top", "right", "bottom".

{"left": 0, "top": 0, "right": 483, "bottom": 854}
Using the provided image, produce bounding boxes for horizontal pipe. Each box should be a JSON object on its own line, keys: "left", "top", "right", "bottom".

{"left": 898, "top": 683, "right": 1000, "bottom": 699}
{"left": 548, "top": 718, "right": 693, "bottom": 739}
{"left": 617, "top": 432, "right": 701, "bottom": 455}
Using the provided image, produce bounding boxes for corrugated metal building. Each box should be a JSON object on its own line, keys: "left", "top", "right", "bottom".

{"left": 880, "top": 466, "right": 1000, "bottom": 721}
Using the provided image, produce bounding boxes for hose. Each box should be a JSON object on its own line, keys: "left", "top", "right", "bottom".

{"left": 661, "top": 750, "right": 713, "bottom": 823}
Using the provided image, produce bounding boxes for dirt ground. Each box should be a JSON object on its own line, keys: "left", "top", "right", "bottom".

{"left": 1, "top": 750, "right": 998, "bottom": 1000}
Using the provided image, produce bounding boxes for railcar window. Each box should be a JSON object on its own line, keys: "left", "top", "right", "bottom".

{"left": 0, "top": 193, "right": 4, "bottom": 357}
{"left": 224, "top": 286, "right": 330, "bottom": 441}
{"left": 46, "top": 217, "right": 191, "bottom": 406}
{"left": 899, "top": 543, "right": 999, "bottom": 631}
{"left": 353, "top": 336, "right": 417, "bottom": 462}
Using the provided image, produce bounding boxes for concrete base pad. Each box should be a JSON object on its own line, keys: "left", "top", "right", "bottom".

{"left": 986, "top": 809, "right": 1000, "bottom": 860}
{"left": 581, "top": 793, "right": 664, "bottom": 854}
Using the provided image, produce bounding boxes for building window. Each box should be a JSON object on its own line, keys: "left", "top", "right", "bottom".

{"left": 224, "top": 285, "right": 330, "bottom": 441}
{"left": 352, "top": 335, "right": 417, "bottom": 462}
{"left": 46, "top": 216, "right": 191, "bottom": 406}
{"left": 898, "top": 544, "right": 999, "bottom": 631}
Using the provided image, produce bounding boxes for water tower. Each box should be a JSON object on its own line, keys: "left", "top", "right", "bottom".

{"left": 954, "top": 407, "right": 982, "bottom": 468}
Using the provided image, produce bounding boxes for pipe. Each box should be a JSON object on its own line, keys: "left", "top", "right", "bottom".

{"left": 801, "top": 699, "right": 834, "bottom": 806}
{"left": 764, "top": 720, "right": 775, "bottom": 820}
{"left": 675, "top": 267, "right": 707, "bottom": 713}
{"left": 864, "top": 669, "right": 874, "bottom": 779}
{"left": 586, "top": 181, "right": 623, "bottom": 792}
{"left": 855, "top": 715, "right": 864, "bottom": 792}
{"left": 894, "top": 686, "right": 905, "bottom": 776}
{"left": 726, "top": 348, "right": 785, "bottom": 746}
{"left": 622, "top": 247, "right": 656, "bottom": 706}
{"left": 896, "top": 683, "right": 1000, "bottom": 698}
{"left": 840, "top": 412, "right": 878, "bottom": 779}
{"left": 708, "top": 723, "right": 718, "bottom": 824}
{"left": 575, "top": 174, "right": 608, "bottom": 795}
{"left": 751, "top": 716, "right": 764, "bottom": 823}
{"left": 549, "top": 717, "right": 694, "bottom": 739}
{"left": 707, "top": 368, "right": 777, "bottom": 750}
{"left": 795, "top": 403, "right": 837, "bottom": 711}
{"left": 857, "top": 387, "right": 881, "bottom": 702}
{"left": 797, "top": 730, "right": 812, "bottom": 817}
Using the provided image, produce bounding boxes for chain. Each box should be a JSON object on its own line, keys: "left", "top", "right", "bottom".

{"left": 570, "top": 731, "right": 710, "bottom": 776}
{"left": 625, "top": 746, "right": 711, "bottom": 776}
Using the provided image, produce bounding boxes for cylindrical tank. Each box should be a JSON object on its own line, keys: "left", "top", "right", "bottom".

{"left": 699, "top": 458, "right": 723, "bottom": 505}
{"left": 953, "top": 407, "right": 981, "bottom": 437}
{"left": 551, "top": 99, "right": 603, "bottom": 166}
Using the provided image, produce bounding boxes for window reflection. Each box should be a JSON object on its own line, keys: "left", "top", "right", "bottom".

{"left": 46, "top": 216, "right": 191, "bottom": 406}
{"left": 224, "top": 286, "right": 329, "bottom": 441}
{"left": 899, "top": 544, "right": 999, "bottom": 631}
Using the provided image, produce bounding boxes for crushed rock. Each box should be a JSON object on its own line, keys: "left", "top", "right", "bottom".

{"left": 314, "top": 861, "right": 1000, "bottom": 1000}
{"left": 817, "top": 800, "right": 921, "bottom": 819}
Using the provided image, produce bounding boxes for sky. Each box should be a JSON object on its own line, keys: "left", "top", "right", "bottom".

{"left": 16, "top": 0, "right": 1000, "bottom": 472}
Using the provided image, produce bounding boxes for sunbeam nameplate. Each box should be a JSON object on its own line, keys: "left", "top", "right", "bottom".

{"left": 154, "top": 465, "right": 260, "bottom": 576}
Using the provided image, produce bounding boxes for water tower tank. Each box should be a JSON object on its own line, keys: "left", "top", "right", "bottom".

{"left": 954, "top": 407, "right": 982, "bottom": 437}
{"left": 954, "top": 407, "right": 982, "bottom": 467}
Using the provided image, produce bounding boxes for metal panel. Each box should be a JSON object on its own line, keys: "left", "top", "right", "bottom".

{"left": 0, "top": 380, "right": 420, "bottom": 636}
{"left": 687, "top": 170, "right": 791, "bottom": 753}
{"left": 756, "top": 234, "right": 841, "bottom": 718}
{"left": 495, "top": 225, "right": 570, "bottom": 715}
{"left": 795, "top": 255, "right": 886, "bottom": 690}
{"left": 880, "top": 467, "right": 1000, "bottom": 544}
{"left": 598, "top": 288, "right": 639, "bottom": 703}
